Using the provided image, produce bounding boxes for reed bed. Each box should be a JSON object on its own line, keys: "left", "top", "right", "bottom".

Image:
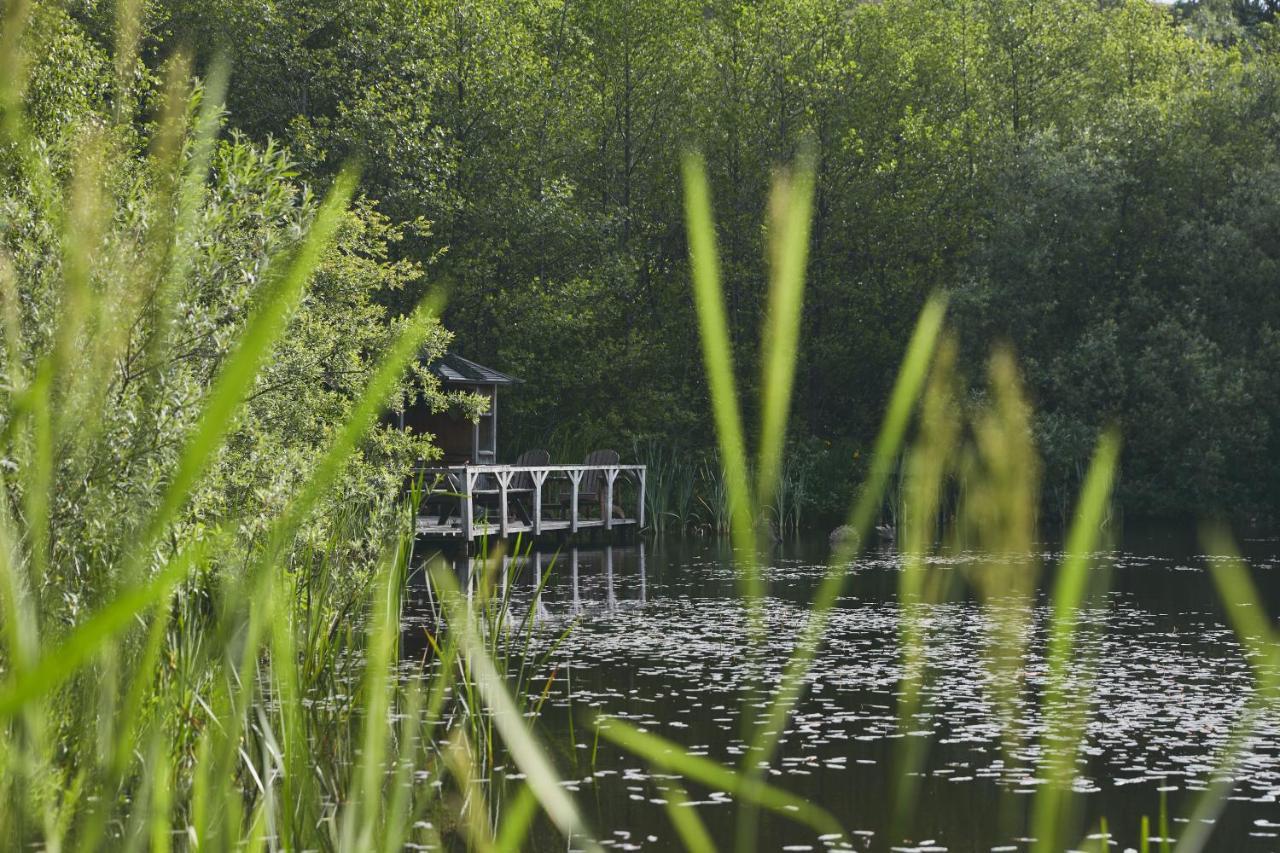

{"left": 632, "top": 440, "right": 815, "bottom": 538}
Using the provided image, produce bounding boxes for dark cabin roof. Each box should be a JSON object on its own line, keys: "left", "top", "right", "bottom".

{"left": 429, "top": 353, "right": 519, "bottom": 385}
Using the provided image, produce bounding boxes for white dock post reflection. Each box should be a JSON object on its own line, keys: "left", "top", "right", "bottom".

{"left": 571, "top": 547, "right": 581, "bottom": 614}
{"left": 420, "top": 541, "right": 651, "bottom": 631}
{"left": 605, "top": 545, "right": 616, "bottom": 610}
{"left": 638, "top": 541, "right": 646, "bottom": 603}
{"left": 534, "top": 551, "right": 550, "bottom": 621}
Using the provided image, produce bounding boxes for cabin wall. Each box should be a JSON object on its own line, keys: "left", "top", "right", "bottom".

{"left": 401, "top": 381, "right": 498, "bottom": 464}
{"left": 476, "top": 385, "right": 496, "bottom": 463}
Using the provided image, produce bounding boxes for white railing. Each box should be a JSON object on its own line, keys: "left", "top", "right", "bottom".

{"left": 413, "top": 463, "right": 646, "bottom": 541}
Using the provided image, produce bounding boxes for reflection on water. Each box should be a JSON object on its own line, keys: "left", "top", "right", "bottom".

{"left": 402, "top": 545, "right": 649, "bottom": 661}
{"left": 402, "top": 537, "right": 1280, "bottom": 852}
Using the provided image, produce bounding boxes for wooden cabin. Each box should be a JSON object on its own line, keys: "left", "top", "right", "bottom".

{"left": 399, "top": 353, "right": 517, "bottom": 465}
{"left": 403, "top": 353, "right": 647, "bottom": 549}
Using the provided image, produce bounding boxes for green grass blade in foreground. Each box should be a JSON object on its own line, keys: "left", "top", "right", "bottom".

{"left": 111, "top": 0, "right": 144, "bottom": 121}
{"left": 382, "top": 679, "right": 427, "bottom": 853}
{"left": 0, "top": 470, "right": 38, "bottom": 672}
{"left": 1031, "top": 428, "right": 1121, "bottom": 853}
{"left": 0, "top": 529, "right": 222, "bottom": 716}
{"left": 597, "top": 717, "right": 846, "bottom": 842}
{"left": 127, "top": 168, "right": 357, "bottom": 566}
{"left": 659, "top": 778, "right": 717, "bottom": 853}
{"left": 756, "top": 159, "right": 814, "bottom": 512}
{"left": 0, "top": 0, "right": 64, "bottom": 234}
{"left": 741, "top": 294, "right": 947, "bottom": 776}
{"left": 890, "top": 338, "right": 959, "bottom": 836}
{"left": 494, "top": 783, "right": 540, "bottom": 853}
{"left": 0, "top": 0, "right": 32, "bottom": 115}
{"left": 1172, "top": 528, "right": 1279, "bottom": 853}
{"left": 270, "top": 566, "right": 313, "bottom": 848}
{"left": 1200, "top": 528, "right": 1278, "bottom": 677}
{"left": 681, "top": 152, "right": 756, "bottom": 566}
{"left": 339, "top": 535, "right": 406, "bottom": 853}
{"left": 140, "top": 58, "right": 230, "bottom": 401}
{"left": 432, "top": 563, "right": 601, "bottom": 852}
{"left": 260, "top": 298, "right": 443, "bottom": 560}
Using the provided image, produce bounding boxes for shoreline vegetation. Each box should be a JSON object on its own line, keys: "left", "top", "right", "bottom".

{"left": 0, "top": 2, "right": 1278, "bottom": 852}
{"left": 34, "top": 0, "right": 1280, "bottom": 522}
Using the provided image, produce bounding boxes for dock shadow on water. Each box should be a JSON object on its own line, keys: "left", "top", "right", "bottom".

{"left": 402, "top": 535, "right": 1280, "bottom": 852}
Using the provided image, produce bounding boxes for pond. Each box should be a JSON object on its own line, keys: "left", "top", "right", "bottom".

{"left": 402, "top": 530, "right": 1280, "bottom": 852}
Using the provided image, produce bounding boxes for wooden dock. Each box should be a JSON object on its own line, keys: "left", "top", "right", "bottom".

{"left": 413, "top": 463, "right": 646, "bottom": 545}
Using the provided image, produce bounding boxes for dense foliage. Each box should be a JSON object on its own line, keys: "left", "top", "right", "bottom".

{"left": 25, "top": 0, "right": 1280, "bottom": 524}
{"left": 0, "top": 2, "right": 472, "bottom": 621}
{"left": 89, "top": 0, "right": 1277, "bottom": 521}
{"left": 0, "top": 7, "right": 495, "bottom": 848}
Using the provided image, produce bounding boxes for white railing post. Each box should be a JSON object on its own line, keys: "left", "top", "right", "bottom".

{"left": 605, "top": 545, "right": 616, "bottom": 609}
{"left": 638, "top": 541, "right": 646, "bottom": 602}
{"left": 497, "top": 469, "right": 512, "bottom": 538}
{"left": 605, "top": 468, "right": 618, "bottom": 530}
{"left": 638, "top": 466, "right": 646, "bottom": 529}
{"left": 569, "top": 469, "right": 583, "bottom": 533}
{"left": 532, "top": 470, "right": 548, "bottom": 535}
{"left": 462, "top": 468, "right": 475, "bottom": 542}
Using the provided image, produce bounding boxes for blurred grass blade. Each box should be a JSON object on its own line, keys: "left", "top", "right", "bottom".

{"left": 0, "top": 0, "right": 33, "bottom": 119}
{"left": 597, "top": 716, "right": 846, "bottom": 842}
{"left": 1173, "top": 528, "right": 1279, "bottom": 853}
{"left": 659, "top": 777, "right": 716, "bottom": 853}
{"left": 0, "top": 528, "right": 221, "bottom": 716}
{"left": 0, "top": 479, "right": 36, "bottom": 671}
{"left": 890, "top": 336, "right": 959, "bottom": 836}
{"left": 1031, "top": 428, "right": 1121, "bottom": 853}
{"left": 134, "top": 57, "right": 229, "bottom": 431}
{"left": 681, "top": 152, "right": 756, "bottom": 564}
{"left": 1200, "top": 528, "right": 1277, "bottom": 675}
{"left": 112, "top": 0, "right": 144, "bottom": 123}
{"left": 757, "top": 158, "right": 814, "bottom": 512}
{"left": 742, "top": 294, "right": 947, "bottom": 780}
{"left": 0, "top": 0, "right": 61, "bottom": 225}
{"left": 433, "top": 563, "right": 600, "bottom": 852}
{"left": 340, "top": 535, "right": 406, "bottom": 852}
{"left": 494, "top": 783, "right": 540, "bottom": 853}
{"left": 382, "top": 679, "right": 426, "bottom": 853}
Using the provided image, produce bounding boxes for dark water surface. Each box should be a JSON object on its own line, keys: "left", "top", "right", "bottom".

{"left": 403, "top": 532, "right": 1280, "bottom": 852}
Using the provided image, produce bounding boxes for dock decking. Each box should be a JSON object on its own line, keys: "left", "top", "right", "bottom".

{"left": 414, "top": 463, "right": 646, "bottom": 544}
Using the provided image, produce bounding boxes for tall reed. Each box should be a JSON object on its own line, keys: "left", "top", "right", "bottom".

{"left": 590, "top": 151, "right": 1278, "bottom": 853}
{"left": 0, "top": 6, "right": 572, "bottom": 849}
{"left": 631, "top": 437, "right": 697, "bottom": 534}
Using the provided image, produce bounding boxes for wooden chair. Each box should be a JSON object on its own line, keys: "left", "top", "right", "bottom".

{"left": 508, "top": 448, "right": 549, "bottom": 524}
{"left": 570, "top": 449, "right": 619, "bottom": 520}
{"left": 424, "top": 469, "right": 466, "bottom": 528}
